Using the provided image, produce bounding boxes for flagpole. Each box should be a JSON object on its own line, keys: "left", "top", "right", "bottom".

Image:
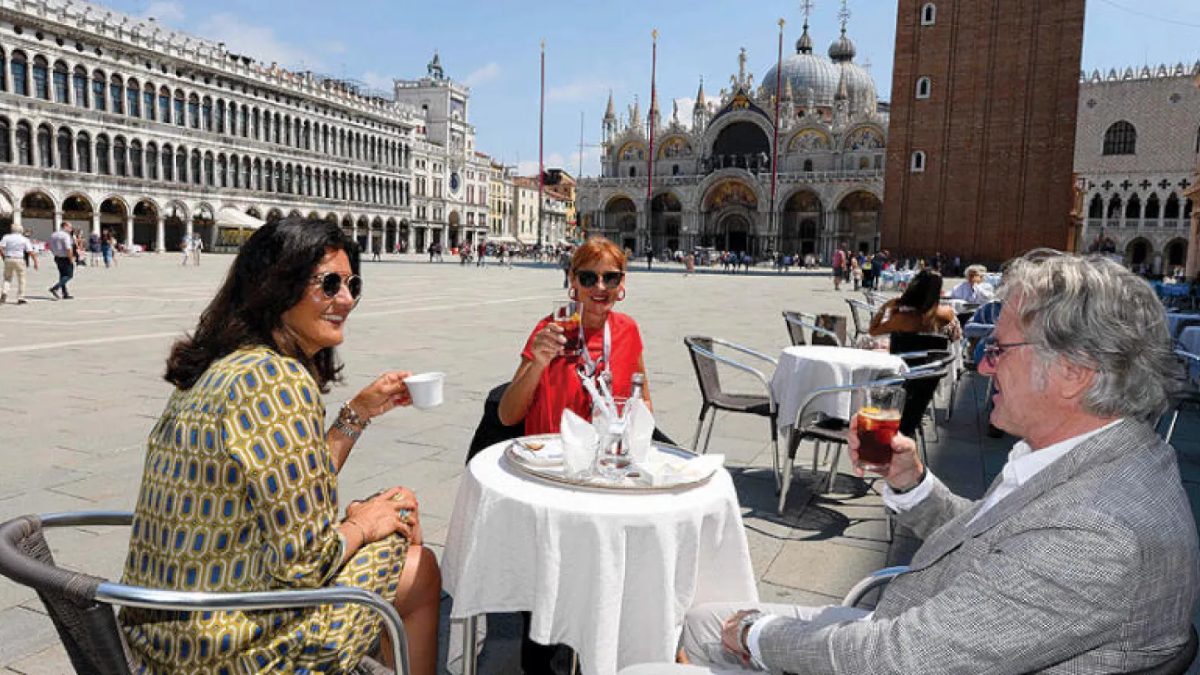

{"left": 770, "top": 18, "right": 785, "bottom": 258}
{"left": 538, "top": 39, "right": 546, "bottom": 250}
{"left": 644, "top": 29, "right": 658, "bottom": 255}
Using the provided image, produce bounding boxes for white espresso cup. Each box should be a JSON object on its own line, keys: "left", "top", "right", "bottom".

{"left": 405, "top": 372, "right": 445, "bottom": 410}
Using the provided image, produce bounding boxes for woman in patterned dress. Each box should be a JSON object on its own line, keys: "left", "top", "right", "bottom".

{"left": 119, "top": 217, "right": 441, "bottom": 675}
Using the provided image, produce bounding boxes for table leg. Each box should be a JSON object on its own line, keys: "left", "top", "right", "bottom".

{"left": 462, "top": 615, "right": 478, "bottom": 675}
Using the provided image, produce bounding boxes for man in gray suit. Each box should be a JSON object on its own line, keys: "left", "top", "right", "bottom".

{"left": 625, "top": 250, "right": 1200, "bottom": 674}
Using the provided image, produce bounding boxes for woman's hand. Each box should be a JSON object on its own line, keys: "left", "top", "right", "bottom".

{"left": 345, "top": 486, "right": 419, "bottom": 543}
{"left": 528, "top": 323, "right": 566, "bottom": 368}
{"left": 350, "top": 371, "right": 414, "bottom": 421}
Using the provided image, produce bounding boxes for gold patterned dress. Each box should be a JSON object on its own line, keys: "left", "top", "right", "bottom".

{"left": 119, "top": 346, "right": 408, "bottom": 674}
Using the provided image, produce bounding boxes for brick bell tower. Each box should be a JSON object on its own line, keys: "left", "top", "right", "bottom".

{"left": 881, "top": 0, "right": 1086, "bottom": 264}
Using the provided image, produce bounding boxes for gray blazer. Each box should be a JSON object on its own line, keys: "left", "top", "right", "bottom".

{"left": 758, "top": 420, "right": 1200, "bottom": 674}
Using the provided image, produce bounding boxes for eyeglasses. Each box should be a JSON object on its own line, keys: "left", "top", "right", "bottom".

{"left": 311, "top": 271, "right": 363, "bottom": 301}
{"left": 981, "top": 340, "right": 1032, "bottom": 368}
{"left": 576, "top": 270, "right": 624, "bottom": 288}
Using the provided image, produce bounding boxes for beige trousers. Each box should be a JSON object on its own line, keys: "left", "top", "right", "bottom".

{"left": 2, "top": 259, "right": 26, "bottom": 300}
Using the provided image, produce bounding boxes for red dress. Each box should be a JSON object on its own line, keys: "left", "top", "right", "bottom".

{"left": 520, "top": 311, "right": 644, "bottom": 436}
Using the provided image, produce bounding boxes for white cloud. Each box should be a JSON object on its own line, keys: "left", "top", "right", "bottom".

{"left": 140, "top": 1, "right": 185, "bottom": 25}
{"left": 196, "top": 13, "right": 317, "bottom": 70}
{"left": 360, "top": 71, "right": 394, "bottom": 93}
{"left": 547, "top": 80, "right": 613, "bottom": 103}
{"left": 463, "top": 62, "right": 501, "bottom": 88}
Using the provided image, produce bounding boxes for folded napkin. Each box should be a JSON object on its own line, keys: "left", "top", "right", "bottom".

{"left": 509, "top": 439, "right": 563, "bottom": 467}
{"left": 638, "top": 452, "right": 725, "bottom": 487}
{"left": 559, "top": 409, "right": 598, "bottom": 478}
{"left": 622, "top": 398, "right": 655, "bottom": 465}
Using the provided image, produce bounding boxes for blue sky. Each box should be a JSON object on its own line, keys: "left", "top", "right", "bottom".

{"left": 103, "top": 0, "right": 1200, "bottom": 178}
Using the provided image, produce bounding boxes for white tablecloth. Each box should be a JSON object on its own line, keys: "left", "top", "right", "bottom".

{"left": 771, "top": 345, "right": 907, "bottom": 429}
{"left": 442, "top": 442, "right": 758, "bottom": 675}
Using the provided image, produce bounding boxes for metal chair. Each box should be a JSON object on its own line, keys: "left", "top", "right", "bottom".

{"left": 683, "top": 336, "right": 781, "bottom": 487}
{"left": 0, "top": 512, "right": 410, "bottom": 675}
{"left": 845, "top": 299, "right": 876, "bottom": 341}
{"left": 782, "top": 311, "right": 843, "bottom": 347}
{"left": 841, "top": 565, "right": 909, "bottom": 608}
{"left": 1163, "top": 350, "right": 1200, "bottom": 445}
{"left": 890, "top": 332, "right": 956, "bottom": 428}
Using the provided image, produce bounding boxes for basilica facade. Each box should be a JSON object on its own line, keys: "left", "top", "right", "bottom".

{"left": 577, "top": 13, "right": 887, "bottom": 260}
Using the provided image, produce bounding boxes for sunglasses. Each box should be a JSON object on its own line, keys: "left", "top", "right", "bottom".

{"left": 311, "top": 271, "right": 363, "bottom": 301}
{"left": 981, "top": 340, "right": 1031, "bottom": 368}
{"left": 576, "top": 270, "right": 625, "bottom": 288}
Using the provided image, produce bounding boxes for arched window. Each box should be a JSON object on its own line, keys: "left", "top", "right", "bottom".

{"left": 91, "top": 71, "right": 105, "bottom": 111}
{"left": 203, "top": 152, "right": 213, "bottom": 186}
{"left": 910, "top": 150, "right": 926, "bottom": 172}
{"left": 273, "top": 115, "right": 281, "bottom": 144}
{"left": 54, "top": 129, "right": 72, "bottom": 171}
{"left": 72, "top": 66, "right": 87, "bottom": 107}
{"left": 32, "top": 56, "right": 49, "bottom": 100}
{"left": 188, "top": 94, "right": 200, "bottom": 129}
{"left": 1106, "top": 195, "right": 1122, "bottom": 220}
{"left": 240, "top": 106, "right": 249, "bottom": 137}
{"left": 161, "top": 143, "right": 173, "bottom": 181}
{"left": 229, "top": 153, "right": 239, "bottom": 188}
{"left": 242, "top": 156, "right": 251, "bottom": 188}
{"left": 671, "top": 164, "right": 679, "bottom": 176}
{"left": 0, "top": 117, "right": 12, "bottom": 163}
{"left": 252, "top": 108, "right": 261, "bottom": 139}
{"left": 0, "top": 49, "right": 6, "bottom": 93}
{"left": 217, "top": 154, "right": 227, "bottom": 187}
{"left": 175, "top": 146, "right": 186, "bottom": 183}
{"left": 915, "top": 76, "right": 931, "bottom": 99}
{"left": 191, "top": 149, "right": 202, "bottom": 185}
{"left": 146, "top": 142, "right": 158, "bottom": 180}
{"left": 1088, "top": 194, "right": 1103, "bottom": 219}
{"left": 265, "top": 161, "right": 275, "bottom": 192}
{"left": 109, "top": 74, "right": 123, "bottom": 114}
{"left": 112, "top": 136, "right": 127, "bottom": 176}
{"left": 227, "top": 102, "right": 237, "bottom": 135}
{"left": 629, "top": 166, "right": 637, "bottom": 177}
{"left": 159, "top": 87, "right": 171, "bottom": 124}
{"left": 36, "top": 124, "right": 52, "bottom": 167}
{"left": 143, "top": 83, "right": 155, "bottom": 121}
{"left": 95, "top": 133, "right": 110, "bottom": 174}
{"left": 1125, "top": 194, "right": 1141, "bottom": 221}
{"left": 215, "top": 100, "right": 226, "bottom": 133}
{"left": 52, "top": 61, "right": 68, "bottom": 103}
{"left": 125, "top": 78, "right": 140, "bottom": 118}
{"left": 1102, "top": 121, "right": 1136, "bottom": 155}
{"left": 11, "top": 52, "right": 28, "bottom": 96}
{"left": 173, "top": 89, "right": 185, "bottom": 127}
{"left": 1165, "top": 193, "right": 1181, "bottom": 219}
{"left": 201, "top": 96, "right": 213, "bottom": 131}
{"left": 921, "top": 3, "right": 936, "bottom": 25}
{"left": 253, "top": 158, "right": 262, "bottom": 191}
{"left": 1144, "top": 193, "right": 1160, "bottom": 221}
{"left": 14, "top": 122, "right": 31, "bottom": 165}
{"left": 130, "top": 140, "right": 143, "bottom": 178}
{"left": 75, "top": 132, "right": 90, "bottom": 172}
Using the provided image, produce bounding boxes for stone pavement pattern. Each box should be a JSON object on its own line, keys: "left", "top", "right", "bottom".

{"left": 0, "top": 253, "right": 1197, "bottom": 674}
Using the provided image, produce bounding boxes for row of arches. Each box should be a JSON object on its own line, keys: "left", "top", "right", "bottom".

{"left": 1125, "top": 237, "right": 1189, "bottom": 270}
{"left": 0, "top": 116, "right": 411, "bottom": 208}
{"left": 7, "top": 188, "right": 423, "bottom": 253}
{"left": 0, "top": 44, "right": 412, "bottom": 168}
{"left": 1086, "top": 191, "right": 1193, "bottom": 228}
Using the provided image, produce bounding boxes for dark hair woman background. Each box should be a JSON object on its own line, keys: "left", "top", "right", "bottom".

{"left": 868, "top": 269, "right": 962, "bottom": 342}
{"left": 120, "top": 217, "right": 441, "bottom": 675}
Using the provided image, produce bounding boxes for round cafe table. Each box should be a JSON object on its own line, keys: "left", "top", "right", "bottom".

{"left": 770, "top": 345, "right": 907, "bottom": 431}
{"left": 442, "top": 440, "right": 758, "bottom": 675}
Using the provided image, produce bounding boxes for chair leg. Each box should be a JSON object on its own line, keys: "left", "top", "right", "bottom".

{"left": 770, "top": 420, "right": 782, "bottom": 492}
{"left": 811, "top": 439, "right": 821, "bottom": 477}
{"left": 701, "top": 410, "right": 719, "bottom": 455}
{"left": 826, "top": 444, "right": 844, "bottom": 493}
{"left": 1165, "top": 408, "right": 1181, "bottom": 444}
{"left": 692, "top": 406, "right": 709, "bottom": 452}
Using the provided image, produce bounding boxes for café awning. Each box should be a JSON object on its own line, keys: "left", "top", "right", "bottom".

{"left": 216, "top": 207, "right": 265, "bottom": 229}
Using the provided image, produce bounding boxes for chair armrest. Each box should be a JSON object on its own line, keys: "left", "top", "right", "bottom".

{"left": 792, "top": 376, "right": 907, "bottom": 429}
{"left": 95, "top": 584, "right": 409, "bottom": 674}
{"left": 783, "top": 316, "right": 844, "bottom": 347}
{"left": 689, "top": 343, "right": 776, "bottom": 410}
{"left": 841, "top": 565, "right": 910, "bottom": 608}
{"left": 711, "top": 337, "right": 779, "bottom": 367}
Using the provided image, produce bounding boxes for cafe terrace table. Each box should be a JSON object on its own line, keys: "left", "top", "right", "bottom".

{"left": 442, "top": 441, "right": 758, "bottom": 675}
{"left": 770, "top": 345, "right": 907, "bottom": 431}
{"left": 1168, "top": 312, "right": 1200, "bottom": 340}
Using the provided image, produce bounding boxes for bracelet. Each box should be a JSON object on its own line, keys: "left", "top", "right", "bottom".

{"left": 331, "top": 402, "right": 370, "bottom": 440}
{"left": 343, "top": 518, "right": 368, "bottom": 545}
{"left": 890, "top": 467, "right": 928, "bottom": 495}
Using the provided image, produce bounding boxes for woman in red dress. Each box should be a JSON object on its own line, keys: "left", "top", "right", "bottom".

{"left": 499, "top": 237, "right": 652, "bottom": 433}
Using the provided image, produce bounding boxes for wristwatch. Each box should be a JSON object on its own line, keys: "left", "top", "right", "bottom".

{"left": 889, "top": 467, "right": 927, "bottom": 494}
{"left": 737, "top": 610, "right": 763, "bottom": 662}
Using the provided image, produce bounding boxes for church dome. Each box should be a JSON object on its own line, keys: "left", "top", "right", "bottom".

{"left": 837, "top": 62, "right": 877, "bottom": 111}
{"left": 762, "top": 27, "right": 840, "bottom": 108}
{"left": 828, "top": 33, "right": 857, "bottom": 62}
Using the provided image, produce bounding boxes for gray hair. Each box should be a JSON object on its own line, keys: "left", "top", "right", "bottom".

{"left": 965, "top": 264, "right": 988, "bottom": 278}
{"left": 9, "top": 223, "right": 21, "bottom": 234}
{"left": 999, "top": 249, "right": 1178, "bottom": 420}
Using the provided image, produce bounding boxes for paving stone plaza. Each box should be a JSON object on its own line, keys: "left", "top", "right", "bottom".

{"left": 1, "top": 253, "right": 1198, "bottom": 674}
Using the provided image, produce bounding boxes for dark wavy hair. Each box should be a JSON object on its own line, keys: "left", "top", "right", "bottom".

{"left": 165, "top": 217, "right": 360, "bottom": 392}
{"left": 897, "top": 269, "right": 944, "bottom": 316}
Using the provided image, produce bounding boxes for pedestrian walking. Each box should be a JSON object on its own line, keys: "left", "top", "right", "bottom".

{"left": 476, "top": 241, "right": 487, "bottom": 267}
{"left": 646, "top": 247, "right": 654, "bottom": 271}
{"left": 47, "top": 223, "right": 76, "bottom": 299}
{"left": 832, "top": 244, "right": 846, "bottom": 290}
{"left": 684, "top": 251, "right": 695, "bottom": 276}
{"left": 88, "top": 231, "right": 101, "bottom": 267}
{"left": 1, "top": 223, "right": 38, "bottom": 304}
{"left": 103, "top": 231, "right": 118, "bottom": 267}
{"left": 180, "top": 234, "right": 192, "bottom": 266}
{"left": 192, "top": 235, "right": 203, "bottom": 265}
{"left": 558, "top": 248, "right": 572, "bottom": 288}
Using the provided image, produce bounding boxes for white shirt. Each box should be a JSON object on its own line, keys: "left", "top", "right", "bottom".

{"left": 948, "top": 280, "right": 995, "bottom": 304}
{"left": 748, "top": 419, "right": 1123, "bottom": 668}
{"left": 0, "top": 233, "right": 33, "bottom": 260}
{"left": 49, "top": 230, "right": 73, "bottom": 258}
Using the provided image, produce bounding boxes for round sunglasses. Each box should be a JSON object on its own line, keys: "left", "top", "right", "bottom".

{"left": 310, "top": 271, "right": 363, "bottom": 301}
{"left": 575, "top": 270, "right": 625, "bottom": 288}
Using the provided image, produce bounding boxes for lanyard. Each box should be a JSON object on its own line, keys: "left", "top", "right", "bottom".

{"left": 577, "top": 318, "right": 612, "bottom": 381}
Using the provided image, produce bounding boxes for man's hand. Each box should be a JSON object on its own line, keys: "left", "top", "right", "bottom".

{"left": 720, "top": 609, "right": 759, "bottom": 664}
{"left": 847, "top": 413, "right": 925, "bottom": 491}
